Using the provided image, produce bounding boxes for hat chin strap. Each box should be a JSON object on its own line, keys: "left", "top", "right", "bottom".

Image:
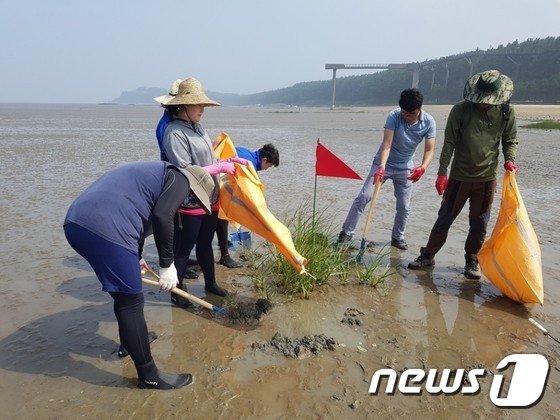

{"left": 177, "top": 107, "right": 193, "bottom": 122}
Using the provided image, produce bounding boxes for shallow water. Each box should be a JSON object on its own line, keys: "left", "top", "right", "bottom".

{"left": 0, "top": 103, "right": 559, "bottom": 418}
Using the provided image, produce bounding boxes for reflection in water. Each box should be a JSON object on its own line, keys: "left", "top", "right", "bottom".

{"left": 0, "top": 298, "right": 127, "bottom": 387}
{"left": 411, "top": 266, "right": 535, "bottom": 369}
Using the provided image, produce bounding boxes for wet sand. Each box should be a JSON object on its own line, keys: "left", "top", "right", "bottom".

{"left": 0, "top": 103, "right": 559, "bottom": 418}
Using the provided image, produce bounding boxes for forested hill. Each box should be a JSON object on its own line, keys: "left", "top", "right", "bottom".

{"left": 110, "top": 37, "right": 560, "bottom": 106}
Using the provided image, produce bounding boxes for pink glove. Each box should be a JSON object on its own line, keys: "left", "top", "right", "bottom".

{"left": 504, "top": 161, "right": 519, "bottom": 173}
{"left": 222, "top": 157, "right": 249, "bottom": 166}
{"left": 435, "top": 175, "right": 448, "bottom": 196}
{"left": 203, "top": 161, "right": 235, "bottom": 175}
{"left": 407, "top": 166, "right": 426, "bottom": 183}
{"left": 373, "top": 167, "right": 385, "bottom": 184}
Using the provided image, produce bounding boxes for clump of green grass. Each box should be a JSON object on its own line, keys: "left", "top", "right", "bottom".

{"left": 248, "top": 205, "right": 392, "bottom": 298}
{"left": 223, "top": 292, "right": 240, "bottom": 311}
{"left": 250, "top": 264, "right": 274, "bottom": 300}
{"left": 522, "top": 120, "right": 560, "bottom": 129}
{"left": 267, "top": 206, "right": 349, "bottom": 297}
{"left": 354, "top": 248, "right": 393, "bottom": 286}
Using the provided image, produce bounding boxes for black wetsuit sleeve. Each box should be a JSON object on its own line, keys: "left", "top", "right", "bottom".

{"left": 152, "top": 167, "right": 190, "bottom": 268}
{"left": 138, "top": 239, "right": 145, "bottom": 260}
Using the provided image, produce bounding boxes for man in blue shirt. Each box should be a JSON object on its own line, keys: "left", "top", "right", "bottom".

{"left": 217, "top": 143, "right": 280, "bottom": 267}
{"left": 337, "top": 89, "right": 436, "bottom": 250}
{"left": 235, "top": 144, "right": 279, "bottom": 172}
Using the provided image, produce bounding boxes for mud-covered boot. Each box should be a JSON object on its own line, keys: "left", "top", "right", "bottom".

{"left": 183, "top": 267, "right": 199, "bottom": 279}
{"left": 218, "top": 255, "right": 242, "bottom": 268}
{"left": 136, "top": 359, "right": 193, "bottom": 390}
{"left": 464, "top": 254, "right": 481, "bottom": 279}
{"left": 205, "top": 280, "right": 229, "bottom": 297}
{"left": 170, "top": 282, "right": 194, "bottom": 309}
{"left": 408, "top": 247, "right": 435, "bottom": 269}
{"left": 171, "top": 293, "right": 194, "bottom": 309}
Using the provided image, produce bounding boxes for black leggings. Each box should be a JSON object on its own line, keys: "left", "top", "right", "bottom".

{"left": 109, "top": 292, "right": 151, "bottom": 367}
{"left": 216, "top": 218, "right": 230, "bottom": 258}
{"left": 174, "top": 210, "right": 218, "bottom": 287}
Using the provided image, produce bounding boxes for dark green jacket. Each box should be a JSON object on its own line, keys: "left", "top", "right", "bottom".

{"left": 438, "top": 101, "right": 518, "bottom": 181}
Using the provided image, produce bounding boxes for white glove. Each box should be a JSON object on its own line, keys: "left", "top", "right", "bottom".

{"left": 159, "top": 262, "right": 179, "bottom": 291}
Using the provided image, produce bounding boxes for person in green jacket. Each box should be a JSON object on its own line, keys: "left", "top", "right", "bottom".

{"left": 408, "top": 70, "right": 519, "bottom": 279}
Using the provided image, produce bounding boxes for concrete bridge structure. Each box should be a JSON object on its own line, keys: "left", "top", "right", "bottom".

{"left": 326, "top": 53, "right": 535, "bottom": 109}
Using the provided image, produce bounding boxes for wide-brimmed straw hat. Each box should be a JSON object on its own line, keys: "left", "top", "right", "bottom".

{"left": 463, "top": 70, "right": 513, "bottom": 105}
{"left": 165, "top": 77, "right": 221, "bottom": 107}
{"left": 153, "top": 79, "right": 183, "bottom": 105}
{"left": 175, "top": 165, "right": 215, "bottom": 215}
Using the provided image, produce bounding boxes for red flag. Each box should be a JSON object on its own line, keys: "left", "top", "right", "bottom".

{"left": 315, "top": 140, "right": 362, "bottom": 180}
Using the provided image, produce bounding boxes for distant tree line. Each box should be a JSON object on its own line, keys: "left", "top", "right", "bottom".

{"left": 111, "top": 37, "right": 560, "bottom": 106}
{"left": 233, "top": 36, "right": 560, "bottom": 106}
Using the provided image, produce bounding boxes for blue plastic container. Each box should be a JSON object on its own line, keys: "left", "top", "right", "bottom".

{"left": 229, "top": 229, "right": 252, "bottom": 250}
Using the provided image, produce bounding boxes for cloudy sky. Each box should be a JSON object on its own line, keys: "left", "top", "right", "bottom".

{"left": 1, "top": 0, "right": 559, "bottom": 103}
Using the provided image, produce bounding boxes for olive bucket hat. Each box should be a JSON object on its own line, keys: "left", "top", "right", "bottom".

{"left": 165, "top": 77, "right": 221, "bottom": 107}
{"left": 463, "top": 70, "right": 513, "bottom": 105}
{"left": 153, "top": 79, "right": 183, "bottom": 105}
{"left": 175, "top": 165, "right": 215, "bottom": 215}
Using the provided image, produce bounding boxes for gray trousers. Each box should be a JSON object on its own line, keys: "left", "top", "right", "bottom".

{"left": 341, "top": 162, "right": 413, "bottom": 241}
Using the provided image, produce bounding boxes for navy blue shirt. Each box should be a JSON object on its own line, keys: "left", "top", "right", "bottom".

{"left": 64, "top": 162, "right": 169, "bottom": 252}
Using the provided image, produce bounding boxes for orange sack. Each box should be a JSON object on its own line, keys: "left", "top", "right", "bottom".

{"left": 478, "top": 171, "right": 543, "bottom": 304}
{"left": 219, "top": 162, "right": 307, "bottom": 274}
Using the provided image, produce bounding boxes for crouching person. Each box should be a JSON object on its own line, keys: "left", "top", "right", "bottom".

{"left": 63, "top": 161, "right": 214, "bottom": 389}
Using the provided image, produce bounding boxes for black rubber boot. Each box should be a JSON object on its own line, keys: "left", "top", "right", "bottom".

{"left": 391, "top": 238, "right": 408, "bottom": 250}
{"left": 136, "top": 359, "right": 193, "bottom": 390}
{"left": 183, "top": 267, "right": 199, "bottom": 279}
{"left": 205, "top": 281, "right": 229, "bottom": 297}
{"left": 218, "top": 255, "right": 242, "bottom": 268}
{"left": 118, "top": 331, "right": 158, "bottom": 358}
{"left": 336, "top": 230, "right": 352, "bottom": 245}
{"left": 408, "top": 247, "right": 435, "bottom": 269}
{"left": 171, "top": 293, "right": 194, "bottom": 309}
{"left": 170, "top": 282, "right": 194, "bottom": 309}
{"left": 464, "top": 254, "right": 481, "bottom": 279}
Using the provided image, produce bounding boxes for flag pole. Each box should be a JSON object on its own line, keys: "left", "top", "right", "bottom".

{"left": 312, "top": 139, "right": 319, "bottom": 229}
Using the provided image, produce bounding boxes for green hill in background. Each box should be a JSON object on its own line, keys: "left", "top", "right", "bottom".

{"left": 110, "top": 37, "right": 560, "bottom": 106}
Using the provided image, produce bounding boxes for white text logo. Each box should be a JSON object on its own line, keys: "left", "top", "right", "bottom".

{"left": 368, "top": 353, "right": 549, "bottom": 408}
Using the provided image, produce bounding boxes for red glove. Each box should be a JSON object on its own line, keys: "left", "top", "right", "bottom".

{"left": 504, "top": 161, "right": 519, "bottom": 173}
{"left": 373, "top": 167, "right": 385, "bottom": 184}
{"left": 435, "top": 175, "right": 448, "bottom": 196}
{"left": 221, "top": 157, "right": 250, "bottom": 166}
{"left": 203, "top": 161, "right": 235, "bottom": 175}
{"left": 407, "top": 166, "right": 426, "bottom": 183}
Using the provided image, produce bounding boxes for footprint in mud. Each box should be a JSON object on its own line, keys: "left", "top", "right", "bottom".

{"left": 341, "top": 307, "right": 365, "bottom": 327}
